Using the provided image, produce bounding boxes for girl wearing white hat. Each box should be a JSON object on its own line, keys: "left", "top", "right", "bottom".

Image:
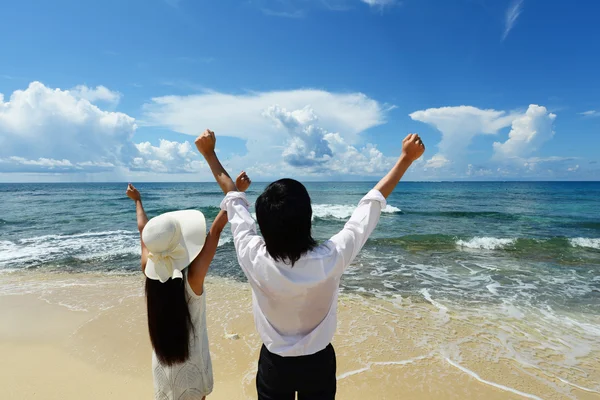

{"left": 126, "top": 171, "right": 251, "bottom": 400}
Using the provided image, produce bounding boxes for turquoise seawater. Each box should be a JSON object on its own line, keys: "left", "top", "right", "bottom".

{"left": 1, "top": 181, "right": 599, "bottom": 316}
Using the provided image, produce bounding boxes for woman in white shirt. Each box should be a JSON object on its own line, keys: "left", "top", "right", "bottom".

{"left": 126, "top": 174, "right": 250, "bottom": 400}
{"left": 195, "top": 129, "right": 425, "bottom": 400}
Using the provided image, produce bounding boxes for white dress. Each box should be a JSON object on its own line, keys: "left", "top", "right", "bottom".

{"left": 152, "top": 273, "right": 213, "bottom": 399}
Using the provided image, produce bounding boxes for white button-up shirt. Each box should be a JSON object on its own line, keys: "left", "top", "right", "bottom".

{"left": 220, "top": 189, "right": 387, "bottom": 356}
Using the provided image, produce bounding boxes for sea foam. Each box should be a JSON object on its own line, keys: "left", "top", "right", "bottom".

{"left": 456, "top": 237, "right": 515, "bottom": 250}
{"left": 251, "top": 204, "right": 401, "bottom": 221}
{"left": 312, "top": 204, "right": 401, "bottom": 220}
{"left": 569, "top": 238, "right": 600, "bottom": 250}
{"left": 0, "top": 230, "right": 140, "bottom": 269}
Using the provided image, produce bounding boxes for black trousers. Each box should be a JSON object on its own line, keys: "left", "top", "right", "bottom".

{"left": 256, "top": 343, "right": 337, "bottom": 400}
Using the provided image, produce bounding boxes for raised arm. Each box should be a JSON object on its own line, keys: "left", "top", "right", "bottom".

{"left": 374, "top": 133, "right": 425, "bottom": 198}
{"left": 195, "top": 129, "right": 237, "bottom": 194}
{"left": 330, "top": 133, "right": 425, "bottom": 269}
{"left": 187, "top": 210, "right": 228, "bottom": 295}
{"left": 126, "top": 184, "right": 150, "bottom": 272}
{"left": 187, "top": 170, "right": 253, "bottom": 295}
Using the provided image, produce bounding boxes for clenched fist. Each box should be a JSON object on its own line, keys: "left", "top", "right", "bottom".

{"left": 236, "top": 171, "right": 252, "bottom": 192}
{"left": 195, "top": 129, "right": 216, "bottom": 157}
{"left": 401, "top": 133, "right": 425, "bottom": 162}
{"left": 126, "top": 183, "right": 141, "bottom": 202}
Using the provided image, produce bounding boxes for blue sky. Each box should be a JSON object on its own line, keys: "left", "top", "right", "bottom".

{"left": 0, "top": 0, "right": 598, "bottom": 181}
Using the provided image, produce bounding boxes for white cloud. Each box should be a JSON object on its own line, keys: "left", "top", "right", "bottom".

{"left": 580, "top": 110, "right": 600, "bottom": 117}
{"left": 409, "top": 103, "right": 566, "bottom": 178}
{"left": 409, "top": 105, "right": 517, "bottom": 167}
{"left": 0, "top": 81, "right": 137, "bottom": 173}
{"left": 258, "top": 105, "right": 395, "bottom": 175}
{"left": 132, "top": 139, "right": 204, "bottom": 173}
{"left": 263, "top": 106, "right": 333, "bottom": 166}
{"left": 568, "top": 165, "right": 580, "bottom": 172}
{"left": 493, "top": 105, "right": 556, "bottom": 159}
{"left": 424, "top": 154, "right": 451, "bottom": 169}
{"left": 70, "top": 85, "right": 121, "bottom": 105}
{"left": 0, "top": 157, "right": 115, "bottom": 173}
{"left": 0, "top": 81, "right": 205, "bottom": 176}
{"left": 0, "top": 82, "right": 394, "bottom": 179}
{"left": 361, "top": 0, "right": 397, "bottom": 6}
{"left": 503, "top": 0, "right": 524, "bottom": 41}
{"left": 142, "top": 89, "right": 393, "bottom": 176}
{"left": 410, "top": 104, "right": 557, "bottom": 170}
{"left": 322, "top": 134, "right": 394, "bottom": 175}
{"left": 142, "top": 89, "right": 388, "bottom": 144}
{"left": 466, "top": 164, "right": 493, "bottom": 177}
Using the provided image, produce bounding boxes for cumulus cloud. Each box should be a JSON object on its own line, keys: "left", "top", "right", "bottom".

{"left": 0, "top": 81, "right": 137, "bottom": 173}
{"left": 493, "top": 105, "right": 556, "bottom": 159}
{"left": 0, "top": 82, "right": 395, "bottom": 179}
{"left": 142, "top": 88, "right": 393, "bottom": 177}
{"left": 261, "top": 105, "right": 394, "bottom": 175}
{"left": 70, "top": 85, "right": 121, "bottom": 105}
{"left": 0, "top": 81, "right": 206, "bottom": 175}
{"left": 323, "top": 133, "right": 394, "bottom": 175}
{"left": 263, "top": 106, "right": 333, "bottom": 166}
{"left": 424, "top": 154, "right": 451, "bottom": 169}
{"left": 142, "top": 89, "right": 389, "bottom": 144}
{"left": 132, "top": 139, "right": 204, "bottom": 173}
{"left": 503, "top": 0, "right": 524, "bottom": 41}
{"left": 410, "top": 104, "right": 556, "bottom": 171}
{"left": 410, "top": 105, "right": 517, "bottom": 166}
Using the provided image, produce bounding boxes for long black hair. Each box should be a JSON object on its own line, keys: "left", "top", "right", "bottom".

{"left": 255, "top": 178, "right": 317, "bottom": 266}
{"left": 145, "top": 277, "right": 192, "bottom": 366}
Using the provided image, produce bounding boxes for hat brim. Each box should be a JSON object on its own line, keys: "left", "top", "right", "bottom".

{"left": 144, "top": 210, "right": 206, "bottom": 282}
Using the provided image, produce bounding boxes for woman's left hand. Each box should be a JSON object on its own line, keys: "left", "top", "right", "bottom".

{"left": 236, "top": 171, "right": 252, "bottom": 192}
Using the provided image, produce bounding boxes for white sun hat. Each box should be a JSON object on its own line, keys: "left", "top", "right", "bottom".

{"left": 142, "top": 210, "right": 206, "bottom": 283}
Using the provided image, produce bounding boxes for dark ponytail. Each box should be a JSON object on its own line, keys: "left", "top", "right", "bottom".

{"left": 145, "top": 277, "right": 192, "bottom": 366}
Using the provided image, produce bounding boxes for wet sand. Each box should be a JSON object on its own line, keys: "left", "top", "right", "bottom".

{"left": 0, "top": 272, "right": 598, "bottom": 400}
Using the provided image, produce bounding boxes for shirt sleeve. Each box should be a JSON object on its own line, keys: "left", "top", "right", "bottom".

{"left": 220, "top": 192, "right": 264, "bottom": 276}
{"left": 329, "top": 189, "right": 387, "bottom": 271}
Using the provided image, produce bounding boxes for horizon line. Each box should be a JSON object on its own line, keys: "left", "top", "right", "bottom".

{"left": 1, "top": 180, "right": 599, "bottom": 184}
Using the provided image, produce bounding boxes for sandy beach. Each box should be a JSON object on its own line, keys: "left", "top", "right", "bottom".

{"left": 0, "top": 271, "right": 598, "bottom": 400}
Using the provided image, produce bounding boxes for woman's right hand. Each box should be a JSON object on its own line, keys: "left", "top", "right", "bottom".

{"left": 236, "top": 171, "right": 252, "bottom": 192}
{"left": 126, "top": 183, "right": 141, "bottom": 202}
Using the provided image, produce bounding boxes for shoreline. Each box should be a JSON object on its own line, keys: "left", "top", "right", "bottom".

{"left": 1, "top": 271, "right": 599, "bottom": 399}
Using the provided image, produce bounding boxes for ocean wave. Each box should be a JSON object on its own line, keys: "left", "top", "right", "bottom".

{"left": 370, "top": 235, "right": 600, "bottom": 254}
{"left": 569, "top": 238, "right": 600, "bottom": 250}
{"left": 0, "top": 230, "right": 140, "bottom": 269}
{"left": 218, "top": 236, "right": 233, "bottom": 247}
{"left": 456, "top": 237, "right": 516, "bottom": 250}
{"left": 312, "top": 204, "right": 401, "bottom": 220}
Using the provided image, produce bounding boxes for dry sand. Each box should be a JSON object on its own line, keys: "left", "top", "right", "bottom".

{"left": 0, "top": 272, "right": 598, "bottom": 400}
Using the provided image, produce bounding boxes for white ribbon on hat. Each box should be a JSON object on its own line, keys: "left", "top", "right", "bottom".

{"left": 148, "top": 243, "right": 187, "bottom": 283}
